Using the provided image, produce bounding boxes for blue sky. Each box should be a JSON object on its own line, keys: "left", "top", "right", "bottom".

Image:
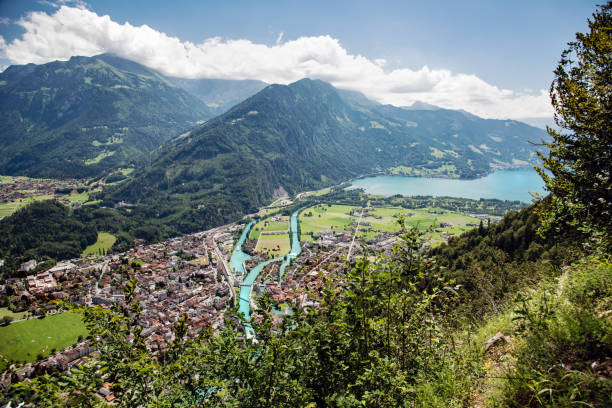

{"left": 0, "top": 0, "right": 601, "bottom": 119}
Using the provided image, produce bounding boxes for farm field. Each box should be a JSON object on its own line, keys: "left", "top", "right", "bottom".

{"left": 255, "top": 234, "right": 291, "bottom": 258}
{"left": 249, "top": 216, "right": 289, "bottom": 240}
{"left": 65, "top": 191, "right": 89, "bottom": 204}
{"left": 299, "top": 204, "right": 358, "bottom": 241}
{"left": 299, "top": 204, "right": 481, "bottom": 245}
{"left": 82, "top": 232, "right": 117, "bottom": 257}
{"left": 0, "top": 312, "right": 88, "bottom": 365}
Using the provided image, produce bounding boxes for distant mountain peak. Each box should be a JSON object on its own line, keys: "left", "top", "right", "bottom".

{"left": 404, "top": 101, "right": 442, "bottom": 110}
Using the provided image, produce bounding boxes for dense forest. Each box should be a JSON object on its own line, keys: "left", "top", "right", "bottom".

{"left": 0, "top": 201, "right": 97, "bottom": 273}
{"left": 0, "top": 200, "right": 172, "bottom": 278}
{"left": 430, "top": 204, "right": 578, "bottom": 319}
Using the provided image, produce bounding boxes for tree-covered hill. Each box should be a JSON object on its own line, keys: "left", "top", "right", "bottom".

{"left": 430, "top": 204, "right": 578, "bottom": 319}
{"left": 0, "top": 54, "right": 213, "bottom": 178}
{"left": 0, "top": 200, "right": 96, "bottom": 269}
{"left": 108, "top": 78, "right": 548, "bottom": 233}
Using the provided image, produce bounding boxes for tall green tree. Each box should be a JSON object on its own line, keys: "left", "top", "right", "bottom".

{"left": 537, "top": 2, "right": 612, "bottom": 247}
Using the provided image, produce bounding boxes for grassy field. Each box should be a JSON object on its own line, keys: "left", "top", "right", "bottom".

{"left": 249, "top": 217, "right": 289, "bottom": 240}
{"left": 0, "top": 308, "right": 28, "bottom": 321}
{"left": 82, "top": 232, "right": 116, "bottom": 257}
{"left": 299, "top": 204, "right": 358, "bottom": 241}
{"left": 255, "top": 234, "right": 291, "bottom": 258}
{"left": 0, "top": 312, "right": 88, "bottom": 364}
{"left": 85, "top": 150, "right": 115, "bottom": 165}
{"left": 0, "top": 195, "right": 54, "bottom": 219}
{"left": 189, "top": 256, "right": 210, "bottom": 266}
{"left": 360, "top": 207, "right": 478, "bottom": 245}
{"left": 0, "top": 190, "right": 91, "bottom": 220}
{"left": 299, "top": 204, "right": 480, "bottom": 246}
{"left": 255, "top": 207, "right": 282, "bottom": 218}
{"left": 296, "top": 186, "right": 333, "bottom": 199}
{"left": 64, "top": 191, "right": 89, "bottom": 204}
{"left": 249, "top": 215, "right": 291, "bottom": 257}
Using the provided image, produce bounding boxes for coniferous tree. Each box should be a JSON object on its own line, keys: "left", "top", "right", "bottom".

{"left": 537, "top": 2, "right": 612, "bottom": 247}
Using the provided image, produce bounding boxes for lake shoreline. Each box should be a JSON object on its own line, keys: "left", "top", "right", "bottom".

{"left": 347, "top": 168, "right": 545, "bottom": 203}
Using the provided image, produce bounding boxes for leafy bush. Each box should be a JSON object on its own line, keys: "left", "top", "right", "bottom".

{"left": 502, "top": 257, "right": 612, "bottom": 407}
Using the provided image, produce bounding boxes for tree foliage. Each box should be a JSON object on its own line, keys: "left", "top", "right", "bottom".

{"left": 537, "top": 3, "right": 612, "bottom": 248}
{"left": 3, "top": 223, "right": 476, "bottom": 407}
{"left": 0, "top": 200, "right": 97, "bottom": 272}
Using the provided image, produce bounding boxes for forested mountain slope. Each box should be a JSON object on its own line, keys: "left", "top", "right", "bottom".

{"left": 0, "top": 54, "right": 212, "bottom": 178}
{"left": 108, "top": 78, "right": 547, "bottom": 233}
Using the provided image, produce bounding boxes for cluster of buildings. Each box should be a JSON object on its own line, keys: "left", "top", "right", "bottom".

{"left": 2, "top": 226, "right": 244, "bottom": 352}
{"left": 1, "top": 203, "right": 475, "bottom": 390}
{"left": 0, "top": 177, "right": 81, "bottom": 204}
{"left": 0, "top": 341, "right": 95, "bottom": 391}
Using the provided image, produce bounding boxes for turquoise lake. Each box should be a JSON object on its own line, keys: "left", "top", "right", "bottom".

{"left": 349, "top": 168, "right": 546, "bottom": 202}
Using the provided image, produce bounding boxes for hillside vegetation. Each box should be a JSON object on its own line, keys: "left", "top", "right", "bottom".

{"left": 0, "top": 200, "right": 146, "bottom": 276}
{"left": 107, "top": 78, "right": 546, "bottom": 234}
{"left": 0, "top": 54, "right": 212, "bottom": 178}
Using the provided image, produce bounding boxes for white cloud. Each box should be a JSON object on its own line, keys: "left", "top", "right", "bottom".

{"left": 374, "top": 58, "right": 386, "bottom": 67}
{"left": 0, "top": 6, "right": 553, "bottom": 119}
{"left": 0, "top": 17, "right": 11, "bottom": 25}
{"left": 0, "top": 36, "right": 6, "bottom": 58}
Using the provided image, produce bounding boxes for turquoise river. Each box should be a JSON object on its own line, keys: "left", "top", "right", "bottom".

{"left": 232, "top": 208, "right": 304, "bottom": 338}
{"left": 231, "top": 169, "right": 544, "bottom": 337}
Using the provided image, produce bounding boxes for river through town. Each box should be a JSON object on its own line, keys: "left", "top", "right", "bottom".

{"left": 232, "top": 208, "right": 303, "bottom": 338}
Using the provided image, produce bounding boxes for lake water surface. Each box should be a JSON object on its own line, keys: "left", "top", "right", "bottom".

{"left": 349, "top": 168, "right": 545, "bottom": 202}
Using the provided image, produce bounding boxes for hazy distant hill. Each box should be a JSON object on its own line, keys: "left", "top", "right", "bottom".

{"left": 0, "top": 54, "right": 213, "bottom": 178}
{"left": 166, "top": 77, "right": 268, "bottom": 115}
{"left": 108, "top": 78, "right": 547, "bottom": 232}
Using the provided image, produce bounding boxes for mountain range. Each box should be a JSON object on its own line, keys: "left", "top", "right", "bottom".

{"left": 0, "top": 54, "right": 548, "bottom": 231}
{"left": 0, "top": 54, "right": 267, "bottom": 178}
{"left": 107, "top": 77, "right": 547, "bottom": 232}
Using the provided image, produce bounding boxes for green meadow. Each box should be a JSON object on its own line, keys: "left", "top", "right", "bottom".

{"left": 299, "top": 204, "right": 480, "bottom": 245}
{"left": 249, "top": 217, "right": 289, "bottom": 240}
{"left": 0, "top": 196, "right": 54, "bottom": 219}
{"left": 0, "top": 312, "right": 88, "bottom": 365}
{"left": 0, "top": 308, "right": 28, "bottom": 321}
{"left": 255, "top": 234, "right": 291, "bottom": 258}
{"left": 82, "top": 232, "right": 117, "bottom": 257}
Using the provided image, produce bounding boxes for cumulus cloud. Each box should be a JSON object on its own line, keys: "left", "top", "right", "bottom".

{"left": 0, "top": 6, "right": 552, "bottom": 119}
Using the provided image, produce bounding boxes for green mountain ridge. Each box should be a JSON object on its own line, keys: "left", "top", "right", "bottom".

{"left": 0, "top": 54, "right": 213, "bottom": 178}
{"left": 107, "top": 78, "right": 548, "bottom": 233}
